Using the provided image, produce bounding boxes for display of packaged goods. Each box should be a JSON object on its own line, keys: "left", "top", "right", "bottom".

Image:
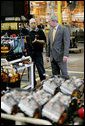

{"left": 60, "top": 79, "right": 76, "bottom": 95}
{"left": 1, "top": 93, "right": 17, "bottom": 114}
{"left": 43, "top": 80, "right": 57, "bottom": 95}
{"left": 42, "top": 103, "right": 65, "bottom": 123}
{"left": 53, "top": 75, "right": 65, "bottom": 85}
{"left": 71, "top": 77, "right": 83, "bottom": 88}
{"left": 10, "top": 88, "right": 30, "bottom": 103}
{"left": 60, "top": 84, "right": 76, "bottom": 95}
{"left": 18, "top": 95, "right": 39, "bottom": 117}
{"left": 43, "top": 79, "right": 57, "bottom": 95}
{"left": 1, "top": 74, "right": 84, "bottom": 125}
{"left": 60, "top": 77, "right": 83, "bottom": 95}
{"left": 42, "top": 92, "right": 71, "bottom": 123}
{"left": 43, "top": 76, "right": 65, "bottom": 95}
{"left": 33, "top": 89, "right": 52, "bottom": 106}
{"left": 56, "top": 92, "right": 71, "bottom": 107}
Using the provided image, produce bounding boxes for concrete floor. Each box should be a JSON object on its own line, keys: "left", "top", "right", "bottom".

{"left": 43, "top": 42, "right": 84, "bottom": 79}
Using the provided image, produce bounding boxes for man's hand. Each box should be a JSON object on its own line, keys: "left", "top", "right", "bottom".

{"left": 32, "top": 38, "right": 37, "bottom": 43}
{"left": 32, "top": 39, "right": 46, "bottom": 48}
{"left": 46, "top": 57, "right": 50, "bottom": 62}
{"left": 63, "top": 56, "right": 68, "bottom": 62}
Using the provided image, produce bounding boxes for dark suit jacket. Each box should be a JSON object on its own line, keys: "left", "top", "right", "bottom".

{"left": 46, "top": 24, "right": 70, "bottom": 61}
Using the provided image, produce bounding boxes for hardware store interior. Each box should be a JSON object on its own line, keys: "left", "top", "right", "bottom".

{"left": 1, "top": 1, "right": 84, "bottom": 125}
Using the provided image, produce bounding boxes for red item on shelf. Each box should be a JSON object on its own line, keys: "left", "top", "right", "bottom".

{"left": 12, "top": 34, "right": 16, "bottom": 37}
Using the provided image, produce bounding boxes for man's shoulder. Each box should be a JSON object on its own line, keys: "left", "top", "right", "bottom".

{"left": 59, "top": 25, "right": 68, "bottom": 32}
{"left": 58, "top": 24, "right": 64, "bottom": 29}
{"left": 61, "top": 25, "right": 68, "bottom": 29}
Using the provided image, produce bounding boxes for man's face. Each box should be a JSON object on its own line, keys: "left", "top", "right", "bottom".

{"left": 29, "top": 19, "right": 37, "bottom": 30}
{"left": 48, "top": 19, "right": 58, "bottom": 28}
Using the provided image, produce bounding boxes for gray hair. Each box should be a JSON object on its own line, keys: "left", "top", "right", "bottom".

{"left": 50, "top": 14, "right": 58, "bottom": 22}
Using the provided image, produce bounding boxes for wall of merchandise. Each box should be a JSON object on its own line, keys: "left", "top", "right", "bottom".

{"left": 30, "top": 1, "right": 84, "bottom": 29}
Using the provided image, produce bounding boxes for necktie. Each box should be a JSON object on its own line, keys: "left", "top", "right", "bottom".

{"left": 53, "top": 28, "right": 56, "bottom": 41}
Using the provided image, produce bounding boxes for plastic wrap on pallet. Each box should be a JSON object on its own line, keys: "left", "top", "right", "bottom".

{"left": 42, "top": 92, "right": 71, "bottom": 123}
{"left": 43, "top": 76, "right": 64, "bottom": 95}
{"left": 1, "top": 93, "right": 17, "bottom": 114}
{"left": 18, "top": 95, "right": 39, "bottom": 117}
{"left": 33, "top": 89, "right": 52, "bottom": 106}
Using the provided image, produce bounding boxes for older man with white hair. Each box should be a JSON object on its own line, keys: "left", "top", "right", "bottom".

{"left": 46, "top": 14, "right": 70, "bottom": 79}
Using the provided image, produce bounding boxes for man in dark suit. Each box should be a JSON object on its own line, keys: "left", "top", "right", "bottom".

{"left": 46, "top": 14, "right": 70, "bottom": 79}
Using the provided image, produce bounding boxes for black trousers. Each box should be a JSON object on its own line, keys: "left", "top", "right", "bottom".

{"left": 32, "top": 52, "right": 46, "bottom": 87}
